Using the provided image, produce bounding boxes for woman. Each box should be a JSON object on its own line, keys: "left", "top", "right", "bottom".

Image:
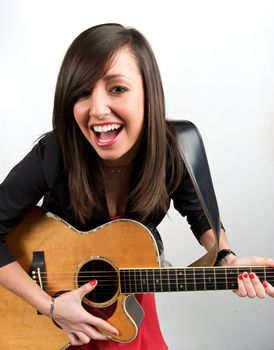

{"left": 0, "top": 23, "right": 273, "bottom": 349}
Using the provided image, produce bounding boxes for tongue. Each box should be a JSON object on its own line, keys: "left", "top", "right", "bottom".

{"left": 99, "top": 129, "right": 119, "bottom": 141}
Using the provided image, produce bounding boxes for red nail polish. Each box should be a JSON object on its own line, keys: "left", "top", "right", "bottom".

{"left": 263, "top": 281, "right": 268, "bottom": 289}
{"left": 249, "top": 273, "right": 255, "bottom": 279}
{"left": 244, "top": 273, "right": 248, "bottom": 279}
{"left": 90, "top": 280, "right": 97, "bottom": 286}
{"left": 239, "top": 274, "right": 243, "bottom": 280}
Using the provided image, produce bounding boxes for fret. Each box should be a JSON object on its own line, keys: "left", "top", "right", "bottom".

{"left": 168, "top": 269, "right": 178, "bottom": 292}
{"left": 238, "top": 266, "right": 248, "bottom": 275}
{"left": 224, "top": 267, "right": 228, "bottom": 290}
{"left": 202, "top": 268, "right": 206, "bottom": 290}
{"left": 147, "top": 269, "right": 154, "bottom": 292}
{"left": 141, "top": 269, "right": 148, "bottom": 293}
{"left": 146, "top": 269, "right": 149, "bottom": 292}
{"left": 266, "top": 267, "right": 274, "bottom": 284}
{"left": 159, "top": 268, "right": 163, "bottom": 292}
{"left": 152, "top": 269, "right": 156, "bottom": 292}
{"left": 119, "top": 270, "right": 124, "bottom": 292}
{"left": 215, "top": 267, "right": 227, "bottom": 290}
{"left": 162, "top": 269, "right": 170, "bottom": 292}
{"left": 167, "top": 269, "right": 171, "bottom": 292}
{"left": 128, "top": 269, "right": 133, "bottom": 293}
{"left": 226, "top": 268, "right": 238, "bottom": 289}
{"left": 250, "top": 267, "right": 265, "bottom": 283}
{"left": 236, "top": 266, "right": 239, "bottom": 283}
{"left": 154, "top": 269, "right": 162, "bottom": 292}
{"left": 204, "top": 268, "right": 216, "bottom": 290}
{"left": 195, "top": 268, "right": 205, "bottom": 291}
{"left": 136, "top": 269, "right": 142, "bottom": 293}
{"left": 184, "top": 269, "right": 187, "bottom": 291}
{"left": 265, "top": 267, "right": 273, "bottom": 283}
{"left": 175, "top": 268, "right": 179, "bottom": 291}
{"left": 123, "top": 269, "right": 132, "bottom": 293}
{"left": 185, "top": 268, "right": 195, "bottom": 291}
{"left": 177, "top": 269, "right": 186, "bottom": 292}
{"left": 120, "top": 269, "right": 128, "bottom": 294}
{"left": 133, "top": 269, "right": 137, "bottom": 292}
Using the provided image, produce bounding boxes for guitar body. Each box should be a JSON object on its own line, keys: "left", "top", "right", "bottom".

{"left": 1, "top": 207, "right": 161, "bottom": 350}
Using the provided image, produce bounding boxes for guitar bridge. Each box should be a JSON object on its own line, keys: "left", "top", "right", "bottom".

{"left": 30, "top": 251, "right": 46, "bottom": 315}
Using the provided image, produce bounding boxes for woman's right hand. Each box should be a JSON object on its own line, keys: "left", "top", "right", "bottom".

{"left": 50, "top": 280, "right": 119, "bottom": 346}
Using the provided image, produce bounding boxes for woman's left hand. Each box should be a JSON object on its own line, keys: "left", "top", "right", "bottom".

{"left": 223, "top": 255, "right": 274, "bottom": 298}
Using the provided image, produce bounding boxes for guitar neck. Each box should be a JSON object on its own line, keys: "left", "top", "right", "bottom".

{"left": 120, "top": 266, "right": 274, "bottom": 294}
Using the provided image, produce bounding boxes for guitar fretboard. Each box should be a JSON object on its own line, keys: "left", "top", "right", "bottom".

{"left": 120, "top": 266, "right": 274, "bottom": 294}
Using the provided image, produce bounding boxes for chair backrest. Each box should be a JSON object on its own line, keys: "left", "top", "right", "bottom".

{"left": 171, "top": 120, "right": 221, "bottom": 266}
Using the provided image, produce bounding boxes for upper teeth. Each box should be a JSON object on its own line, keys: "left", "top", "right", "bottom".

{"left": 93, "top": 124, "right": 121, "bottom": 133}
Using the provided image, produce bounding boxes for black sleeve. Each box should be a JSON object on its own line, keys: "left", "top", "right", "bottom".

{"left": 172, "top": 171, "right": 212, "bottom": 243}
{"left": 0, "top": 132, "right": 61, "bottom": 266}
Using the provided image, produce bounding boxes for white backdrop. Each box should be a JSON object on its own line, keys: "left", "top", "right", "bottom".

{"left": 1, "top": 1, "right": 274, "bottom": 349}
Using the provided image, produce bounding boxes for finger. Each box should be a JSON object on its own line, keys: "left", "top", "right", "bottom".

{"left": 78, "top": 281, "right": 119, "bottom": 336}
{"left": 249, "top": 257, "right": 274, "bottom": 267}
{"left": 249, "top": 273, "right": 266, "bottom": 299}
{"left": 259, "top": 257, "right": 274, "bottom": 267}
{"left": 232, "top": 256, "right": 274, "bottom": 267}
{"left": 242, "top": 272, "right": 256, "bottom": 298}
{"left": 233, "top": 274, "right": 247, "bottom": 297}
{"left": 74, "top": 331, "right": 91, "bottom": 345}
{"left": 78, "top": 280, "right": 98, "bottom": 299}
{"left": 82, "top": 323, "right": 109, "bottom": 341}
{"left": 84, "top": 313, "right": 119, "bottom": 337}
{"left": 67, "top": 332, "right": 85, "bottom": 346}
{"left": 263, "top": 281, "right": 274, "bottom": 297}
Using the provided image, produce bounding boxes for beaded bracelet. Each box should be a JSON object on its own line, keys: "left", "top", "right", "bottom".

{"left": 49, "top": 298, "right": 56, "bottom": 319}
{"left": 215, "top": 249, "right": 236, "bottom": 266}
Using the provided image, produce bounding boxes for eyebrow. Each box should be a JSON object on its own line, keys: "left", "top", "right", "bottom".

{"left": 103, "top": 74, "right": 131, "bottom": 82}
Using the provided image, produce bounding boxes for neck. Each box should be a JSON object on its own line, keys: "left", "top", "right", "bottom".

{"left": 120, "top": 265, "right": 274, "bottom": 294}
{"left": 100, "top": 136, "right": 142, "bottom": 169}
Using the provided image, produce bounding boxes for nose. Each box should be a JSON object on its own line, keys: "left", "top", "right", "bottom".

{"left": 88, "top": 84, "right": 111, "bottom": 119}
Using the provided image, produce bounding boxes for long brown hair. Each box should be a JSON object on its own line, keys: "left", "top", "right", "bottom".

{"left": 53, "top": 23, "right": 184, "bottom": 224}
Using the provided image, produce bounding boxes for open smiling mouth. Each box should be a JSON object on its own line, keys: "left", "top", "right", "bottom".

{"left": 92, "top": 123, "right": 123, "bottom": 146}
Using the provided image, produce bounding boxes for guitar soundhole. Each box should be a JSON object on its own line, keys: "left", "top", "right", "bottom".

{"left": 77, "top": 259, "right": 119, "bottom": 305}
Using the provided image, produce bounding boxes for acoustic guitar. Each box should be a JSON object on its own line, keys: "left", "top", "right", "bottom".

{"left": 1, "top": 207, "right": 273, "bottom": 350}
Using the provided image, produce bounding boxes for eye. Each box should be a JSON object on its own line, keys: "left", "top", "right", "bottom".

{"left": 77, "top": 90, "right": 91, "bottom": 100}
{"left": 110, "top": 86, "right": 128, "bottom": 94}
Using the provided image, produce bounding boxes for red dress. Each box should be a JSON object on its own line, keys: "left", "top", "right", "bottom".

{"left": 73, "top": 294, "right": 168, "bottom": 350}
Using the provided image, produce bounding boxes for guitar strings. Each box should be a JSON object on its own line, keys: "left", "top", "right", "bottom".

{"left": 34, "top": 273, "right": 274, "bottom": 281}
{"left": 35, "top": 270, "right": 274, "bottom": 279}
{"left": 40, "top": 271, "right": 274, "bottom": 292}
{"left": 36, "top": 267, "right": 274, "bottom": 275}
{"left": 33, "top": 267, "right": 274, "bottom": 292}
{"left": 33, "top": 272, "right": 274, "bottom": 292}
{"left": 34, "top": 275, "right": 274, "bottom": 283}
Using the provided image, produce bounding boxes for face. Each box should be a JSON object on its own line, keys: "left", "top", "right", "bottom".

{"left": 73, "top": 48, "right": 144, "bottom": 166}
